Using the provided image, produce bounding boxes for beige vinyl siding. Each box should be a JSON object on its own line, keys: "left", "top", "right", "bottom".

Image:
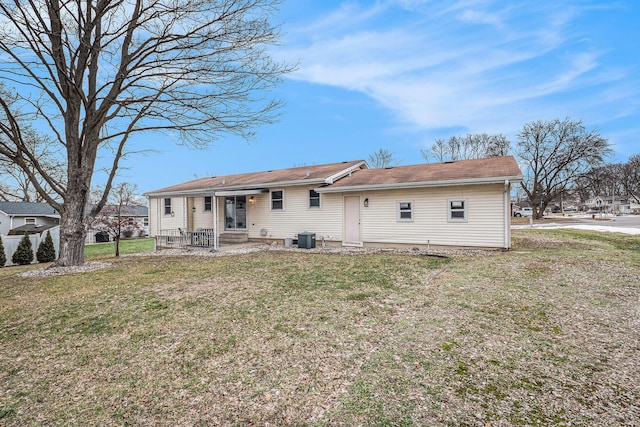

{"left": 148, "top": 196, "right": 187, "bottom": 236}
{"left": 191, "top": 196, "right": 216, "bottom": 230}
{"left": 359, "top": 184, "right": 506, "bottom": 248}
{"left": 241, "top": 186, "right": 343, "bottom": 241}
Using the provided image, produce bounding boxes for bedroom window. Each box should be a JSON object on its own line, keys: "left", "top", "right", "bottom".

{"left": 309, "top": 189, "right": 320, "bottom": 208}
{"left": 271, "top": 190, "right": 284, "bottom": 210}
{"left": 204, "top": 196, "right": 212, "bottom": 211}
{"left": 397, "top": 201, "right": 413, "bottom": 222}
{"left": 448, "top": 199, "right": 467, "bottom": 222}
{"left": 164, "top": 198, "right": 172, "bottom": 215}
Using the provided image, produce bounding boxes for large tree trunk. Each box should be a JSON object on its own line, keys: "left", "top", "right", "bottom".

{"left": 56, "top": 203, "right": 88, "bottom": 266}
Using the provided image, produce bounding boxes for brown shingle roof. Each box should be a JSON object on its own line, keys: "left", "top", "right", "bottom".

{"left": 320, "top": 156, "right": 522, "bottom": 190}
{"left": 145, "top": 160, "right": 366, "bottom": 195}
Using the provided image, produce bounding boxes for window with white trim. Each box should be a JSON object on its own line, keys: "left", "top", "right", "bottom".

{"left": 271, "top": 190, "right": 284, "bottom": 210}
{"left": 25, "top": 217, "right": 36, "bottom": 224}
{"left": 204, "top": 196, "right": 212, "bottom": 211}
{"left": 397, "top": 201, "right": 413, "bottom": 222}
{"left": 164, "top": 198, "right": 172, "bottom": 215}
{"left": 143, "top": 217, "right": 149, "bottom": 227}
{"left": 448, "top": 199, "right": 467, "bottom": 222}
{"left": 309, "top": 189, "right": 320, "bottom": 208}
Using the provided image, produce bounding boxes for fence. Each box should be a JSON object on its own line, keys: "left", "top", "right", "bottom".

{"left": 155, "top": 229, "right": 216, "bottom": 249}
{"left": 1, "top": 226, "right": 60, "bottom": 266}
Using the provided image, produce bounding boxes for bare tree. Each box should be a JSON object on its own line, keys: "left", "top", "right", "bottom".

{"left": 517, "top": 118, "right": 611, "bottom": 218}
{"left": 0, "top": 0, "right": 290, "bottom": 266}
{"left": 368, "top": 148, "right": 400, "bottom": 168}
{"left": 91, "top": 183, "right": 142, "bottom": 257}
{"left": 0, "top": 124, "right": 65, "bottom": 202}
{"left": 421, "top": 133, "right": 510, "bottom": 162}
{"left": 620, "top": 155, "right": 640, "bottom": 203}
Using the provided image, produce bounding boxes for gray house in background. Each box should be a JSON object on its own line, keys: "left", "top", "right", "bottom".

{"left": 0, "top": 201, "right": 60, "bottom": 236}
{"left": 1, "top": 202, "right": 61, "bottom": 266}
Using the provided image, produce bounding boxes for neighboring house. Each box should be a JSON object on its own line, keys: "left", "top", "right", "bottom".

{"left": 0, "top": 201, "right": 60, "bottom": 236}
{"left": 584, "top": 196, "right": 632, "bottom": 214}
{"left": 86, "top": 204, "right": 149, "bottom": 243}
{"left": 144, "top": 156, "right": 523, "bottom": 250}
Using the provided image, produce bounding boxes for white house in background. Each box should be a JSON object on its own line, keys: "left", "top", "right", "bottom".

{"left": 0, "top": 201, "right": 60, "bottom": 236}
{"left": 584, "top": 196, "right": 633, "bottom": 214}
{"left": 86, "top": 204, "right": 150, "bottom": 243}
{"left": 144, "top": 156, "right": 523, "bottom": 250}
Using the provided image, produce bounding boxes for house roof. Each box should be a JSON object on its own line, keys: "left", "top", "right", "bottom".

{"left": 0, "top": 201, "right": 60, "bottom": 217}
{"left": 315, "top": 156, "right": 523, "bottom": 192}
{"left": 8, "top": 223, "right": 57, "bottom": 235}
{"left": 144, "top": 160, "right": 368, "bottom": 196}
{"left": 88, "top": 204, "right": 149, "bottom": 216}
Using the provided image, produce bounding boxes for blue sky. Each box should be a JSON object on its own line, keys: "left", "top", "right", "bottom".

{"left": 113, "top": 0, "right": 640, "bottom": 194}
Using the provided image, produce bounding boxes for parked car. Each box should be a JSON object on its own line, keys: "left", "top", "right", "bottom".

{"left": 513, "top": 207, "right": 533, "bottom": 217}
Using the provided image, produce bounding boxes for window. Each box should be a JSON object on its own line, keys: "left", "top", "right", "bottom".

{"left": 143, "top": 217, "right": 149, "bottom": 227}
{"left": 164, "top": 198, "right": 172, "bottom": 215}
{"left": 25, "top": 217, "right": 36, "bottom": 224}
{"left": 309, "top": 189, "right": 320, "bottom": 208}
{"left": 448, "top": 199, "right": 467, "bottom": 222}
{"left": 204, "top": 196, "right": 212, "bottom": 211}
{"left": 271, "top": 190, "right": 283, "bottom": 210}
{"left": 397, "top": 201, "right": 413, "bottom": 222}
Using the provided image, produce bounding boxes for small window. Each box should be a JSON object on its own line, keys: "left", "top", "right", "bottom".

{"left": 309, "top": 189, "right": 320, "bottom": 208}
{"left": 271, "top": 190, "right": 284, "bottom": 210}
{"left": 449, "top": 199, "right": 467, "bottom": 222}
{"left": 397, "top": 201, "right": 413, "bottom": 222}
{"left": 164, "top": 198, "right": 172, "bottom": 215}
{"left": 143, "top": 217, "right": 149, "bottom": 227}
{"left": 25, "top": 217, "right": 36, "bottom": 224}
{"left": 204, "top": 196, "right": 212, "bottom": 211}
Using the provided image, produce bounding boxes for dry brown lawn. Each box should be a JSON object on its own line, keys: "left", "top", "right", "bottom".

{"left": 1, "top": 229, "right": 639, "bottom": 426}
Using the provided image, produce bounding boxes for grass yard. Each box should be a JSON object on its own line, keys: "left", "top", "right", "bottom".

{"left": 84, "top": 238, "right": 155, "bottom": 259}
{"left": 1, "top": 230, "right": 639, "bottom": 425}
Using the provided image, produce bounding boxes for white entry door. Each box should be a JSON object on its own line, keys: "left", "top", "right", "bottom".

{"left": 344, "top": 196, "right": 361, "bottom": 245}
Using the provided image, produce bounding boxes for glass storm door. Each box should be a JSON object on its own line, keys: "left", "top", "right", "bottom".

{"left": 225, "top": 196, "right": 247, "bottom": 230}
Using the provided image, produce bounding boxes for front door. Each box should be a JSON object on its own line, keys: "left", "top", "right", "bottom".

{"left": 344, "top": 196, "right": 361, "bottom": 245}
{"left": 225, "top": 196, "right": 247, "bottom": 230}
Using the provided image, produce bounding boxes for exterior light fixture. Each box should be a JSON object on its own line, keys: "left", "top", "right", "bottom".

{"left": 192, "top": 206, "right": 196, "bottom": 213}
{"left": 363, "top": 198, "right": 369, "bottom": 207}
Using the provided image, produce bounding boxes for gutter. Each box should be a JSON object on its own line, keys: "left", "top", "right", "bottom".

{"left": 315, "top": 175, "right": 524, "bottom": 193}
{"left": 144, "top": 179, "right": 328, "bottom": 198}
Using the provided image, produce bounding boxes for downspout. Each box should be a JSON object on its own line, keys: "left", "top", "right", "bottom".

{"left": 504, "top": 180, "right": 510, "bottom": 249}
{"left": 213, "top": 194, "right": 218, "bottom": 250}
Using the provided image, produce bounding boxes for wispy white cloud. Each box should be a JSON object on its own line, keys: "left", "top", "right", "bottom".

{"left": 278, "top": 0, "right": 638, "bottom": 150}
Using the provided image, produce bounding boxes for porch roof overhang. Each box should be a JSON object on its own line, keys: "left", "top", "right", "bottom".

{"left": 213, "top": 189, "right": 269, "bottom": 196}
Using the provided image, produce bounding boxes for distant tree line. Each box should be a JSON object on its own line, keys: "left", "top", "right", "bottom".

{"left": 372, "top": 117, "right": 635, "bottom": 219}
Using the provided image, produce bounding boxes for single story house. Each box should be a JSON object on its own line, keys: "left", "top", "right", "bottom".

{"left": 0, "top": 201, "right": 60, "bottom": 236}
{"left": 86, "top": 204, "right": 150, "bottom": 243}
{"left": 144, "top": 156, "right": 523, "bottom": 250}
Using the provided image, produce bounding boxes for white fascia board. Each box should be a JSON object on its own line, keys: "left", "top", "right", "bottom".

{"left": 324, "top": 161, "right": 368, "bottom": 185}
{"left": 315, "top": 175, "right": 524, "bottom": 193}
{"left": 145, "top": 179, "right": 328, "bottom": 198}
{"left": 213, "top": 189, "right": 269, "bottom": 196}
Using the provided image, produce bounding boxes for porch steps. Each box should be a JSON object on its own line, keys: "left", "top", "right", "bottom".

{"left": 218, "top": 232, "right": 249, "bottom": 245}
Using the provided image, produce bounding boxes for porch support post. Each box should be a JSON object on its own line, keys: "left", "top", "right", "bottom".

{"left": 213, "top": 194, "right": 218, "bottom": 250}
